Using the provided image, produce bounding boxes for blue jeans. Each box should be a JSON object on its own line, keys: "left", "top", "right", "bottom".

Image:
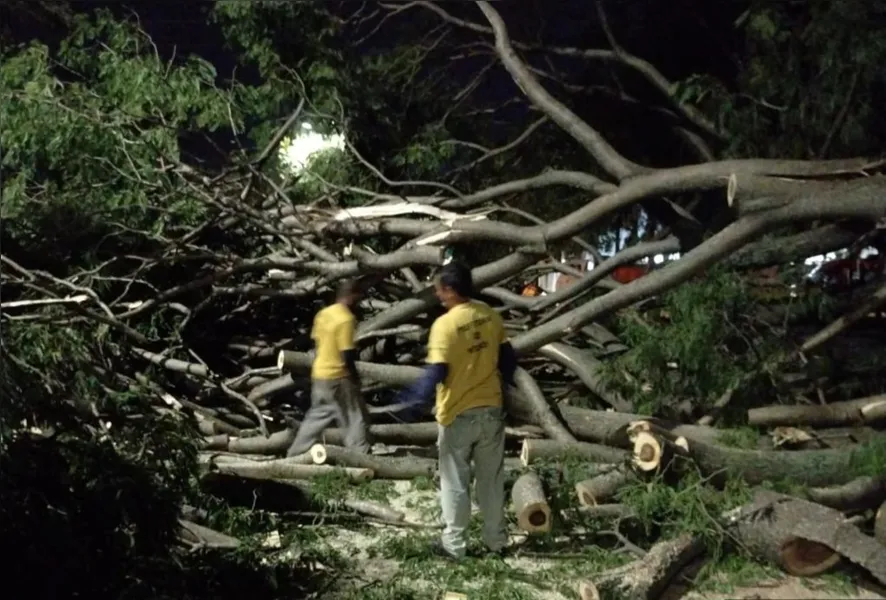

{"left": 437, "top": 406, "right": 508, "bottom": 557}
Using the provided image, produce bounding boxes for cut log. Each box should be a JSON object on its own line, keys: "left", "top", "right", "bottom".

{"left": 748, "top": 394, "right": 886, "bottom": 428}
{"left": 631, "top": 431, "right": 662, "bottom": 472}
{"left": 633, "top": 420, "right": 886, "bottom": 487}
{"left": 556, "top": 406, "right": 725, "bottom": 447}
{"left": 342, "top": 499, "right": 405, "bottom": 522}
{"left": 202, "top": 422, "right": 543, "bottom": 455}
{"left": 577, "top": 533, "right": 703, "bottom": 600}
{"left": 511, "top": 470, "right": 551, "bottom": 534}
{"left": 178, "top": 519, "right": 241, "bottom": 550}
{"left": 725, "top": 490, "right": 886, "bottom": 583}
{"left": 519, "top": 439, "right": 629, "bottom": 467}
{"left": 202, "top": 430, "right": 294, "bottom": 454}
{"left": 199, "top": 450, "right": 313, "bottom": 466}
{"left": 572, "top": 503, "right": 637, "bottom": 521}
{"left": 207, "top": 458, "right": 374, "bottom": 482}
{"left": 575, "top": 467, "right": 631, "bottom": 507}
{"left": 630, "top": 430, "right": 689, "bottom": 474}
{"left": 862, "top": 400, "right": 886, "bottom": 423}
{"left": 309, "top": 443, "right": 436, "bottom": 479}
{"left": 196, "top": 418, "right": 240, "bottom": 436}
{"left": 875, "top": 502, "right": 886, "bottom": 547}
{"left": 807, "top": 474, "right": 886, "bottom": 512}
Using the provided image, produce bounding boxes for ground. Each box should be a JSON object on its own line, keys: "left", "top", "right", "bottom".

{"left": 269, "top": 479, "right": 885, "bottom": 600}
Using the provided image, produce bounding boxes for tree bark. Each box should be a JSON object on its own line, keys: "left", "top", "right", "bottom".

{"left": 309, "top": 443, "right": 437, "bottom": 479}
{"left": 204, "top": 457, "right": 374, "bottom": 482}
{"left": 748, "top": 394, "right": 886, "bottom": 428}
{"left": 807, "top": 474, "right": 886, "bottom": 512}
{"left": 556, "top": 406, "right": 723, "bottom": 447}
{"left": 635, "top": 420, "right": 885, "bottom": 487}
{"left": 511, "top": 470, "right": 552, "bottom": 533}
{"left": 875, "top": 502, "right": 886, "bottom": 547}
{"left": 575, "top": 467, "right": 631, "bottom": 507}
{"left": 577, "top": 533, "right": 703, "bottom": 600}
{"left": 572, "top": 503, "right": 637, "bottom": 521}
{"left": 519, "top": 439, "right": 629, "bottom": 467}
{"left": 725, "top": 490, "right": 886, "bottom": 583}
{"left": 178, "top": 519, "right": 241, "bottom": 550}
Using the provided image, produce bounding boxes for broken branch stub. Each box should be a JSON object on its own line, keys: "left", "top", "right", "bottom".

{"left": 577, "top": 533, "right": 704, "bottom": 600}
{"left": 575, "top": 466, "right": 631, "bottom": 507}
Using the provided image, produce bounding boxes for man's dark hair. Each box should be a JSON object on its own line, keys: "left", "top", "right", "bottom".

{"left": 336, "top": 279, "right": 360, "bottom": 299}
{"left": 438, "top": 261, "right": 473, "bottom": 297}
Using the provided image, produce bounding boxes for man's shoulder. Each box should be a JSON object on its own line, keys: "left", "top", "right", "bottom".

{"left": 320, "top": 303, "right": 354, "bottom": 323}
{"left": 430, "top": 309, "right": 455, "bottom": 332}
{"left": 468, "top": 300, "right": 501, "bottom": 323}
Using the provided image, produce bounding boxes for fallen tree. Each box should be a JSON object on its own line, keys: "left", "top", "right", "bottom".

{"left": 4, "top": 1, "right": 886, "bottom": 598}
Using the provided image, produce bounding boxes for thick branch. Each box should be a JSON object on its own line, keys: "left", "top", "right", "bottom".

{"left": 477, "top": 1, "right": 639, "bottom": 180}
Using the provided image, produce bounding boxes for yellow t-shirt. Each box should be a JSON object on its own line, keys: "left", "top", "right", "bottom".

{"left": 427, "top": 301, "right": 507, "bottom": 426}
{"left": 311, "top": 303, "right": 356, "bottom": 380}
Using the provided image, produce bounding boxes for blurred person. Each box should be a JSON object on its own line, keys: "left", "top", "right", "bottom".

{"left": 287, "top": 279, "right": 370, "bottom": 457}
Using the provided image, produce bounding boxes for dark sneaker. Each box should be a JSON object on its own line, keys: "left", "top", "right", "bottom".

{"left": 428, "top": 539, "right": 462, "bottom": 561}
{"left": 485, "top": 545, "right": 515, "bottom": 560}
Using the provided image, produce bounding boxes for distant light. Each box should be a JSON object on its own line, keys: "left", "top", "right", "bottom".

{"left": 653, "top": 254, "right": 664, "bottom": 264}
{"left": 279, "top": 128, "right": 345, "bottom": 173}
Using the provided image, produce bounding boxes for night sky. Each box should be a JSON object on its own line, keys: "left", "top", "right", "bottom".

{"left": 7, "top": 0, "right": 746, "bottom": 101}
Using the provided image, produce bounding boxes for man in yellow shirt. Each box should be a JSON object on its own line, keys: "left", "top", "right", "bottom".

{"left": 397, "top": 262, "right": 518, "bottom": 559}
{"left": 286, "top": 280, "right": 371, "bottom": 457}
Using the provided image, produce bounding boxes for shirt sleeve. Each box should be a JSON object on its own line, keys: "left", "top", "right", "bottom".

{"left": 335, "top": 316, "right": 356, "bottom": 352}
{"left": 426, "top": 318, "right": 451, "bottom": 364}
{"left": 493, "top": 311, "right": 508, "bottom": 344}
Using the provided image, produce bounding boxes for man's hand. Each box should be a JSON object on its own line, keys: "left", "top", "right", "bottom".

{"left": 393, "top": 390, "right": 430, "bottom": 422}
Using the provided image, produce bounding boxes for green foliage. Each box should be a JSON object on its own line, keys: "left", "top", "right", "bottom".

{"left": 0, "top": 9, "right": 319, "bottom": 598}
{"left": 674, "top": 0, "right": 886, "bottom": 159}
{"left": 602, "top": 269, "right": 776, "bottom": 415}
{"left": 616, "top": 467, "right": 753, "bottom": 556}
{"left": 0, "top": 325, "right": 202, "bottom": 597}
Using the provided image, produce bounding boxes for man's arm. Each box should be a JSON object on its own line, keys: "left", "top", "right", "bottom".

{"left": 497, "top": 341, "right": 517, "bottom": 386}
{"left": 402, "top": 363, "right": 448, "bottom": 409}
{"left": 399, "top": 320, "right": 450, "bottom": 412}
{"left": 336, "top": 317, "right": 361, "bottom": 385}
{"left": 493, "top": 312, "right": 517, "bottom": 386}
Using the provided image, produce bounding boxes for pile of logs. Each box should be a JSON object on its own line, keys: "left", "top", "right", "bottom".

{"left": 192, "top": 365, "right": 886, "bottom": 599}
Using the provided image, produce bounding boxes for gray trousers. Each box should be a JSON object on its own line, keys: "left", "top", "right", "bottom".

{"left": 286, "top": 377, "right": 371, "bottom": 457}
{"left": 437, "top": 405, "right": 507, "bottom": 557}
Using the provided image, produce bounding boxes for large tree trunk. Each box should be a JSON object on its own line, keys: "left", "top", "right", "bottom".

{"left": 634, "top": 420, "right": 885, "bottom": 487}
{"left": 725, "top": 490, "right": 886, "bottom": 584}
